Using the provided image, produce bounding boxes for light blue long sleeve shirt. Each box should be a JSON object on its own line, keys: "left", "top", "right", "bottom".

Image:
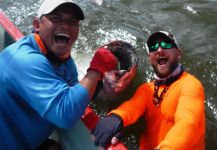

{"left": 0, "top": 34, "right": 89, "bottom": 149}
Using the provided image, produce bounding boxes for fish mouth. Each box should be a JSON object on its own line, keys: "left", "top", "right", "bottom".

{"left": 54, "top": 33, "right": 70, "bottom": 45}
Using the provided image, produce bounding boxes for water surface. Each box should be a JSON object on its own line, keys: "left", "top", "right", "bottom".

{"left": 1, "top": 0, "right": 217, "bottom": 149}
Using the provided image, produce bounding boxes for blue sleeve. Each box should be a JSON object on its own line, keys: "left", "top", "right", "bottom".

{"left": 3, "top": 49, "right": 89, "bottom": 128}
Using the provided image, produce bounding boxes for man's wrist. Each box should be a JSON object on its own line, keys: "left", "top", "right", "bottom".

{"left": 86, "top": 69, "right": 102, "bottom": 81}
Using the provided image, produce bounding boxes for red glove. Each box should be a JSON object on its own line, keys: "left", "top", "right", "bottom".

{"left": 88, "top": 47, "right": 118, "bottom": 76}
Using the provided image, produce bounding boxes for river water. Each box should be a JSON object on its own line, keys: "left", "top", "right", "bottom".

{"left": 1, "top": 0, "right": 217, "bottom": 149}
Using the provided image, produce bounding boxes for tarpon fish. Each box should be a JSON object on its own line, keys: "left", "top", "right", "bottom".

{"left": 101, "top": 40, "right": 138, "bottom": 101}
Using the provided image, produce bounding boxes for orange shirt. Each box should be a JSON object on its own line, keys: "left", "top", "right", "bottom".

{"left": 111, "top": 72, "right": 205, "bottom": 150}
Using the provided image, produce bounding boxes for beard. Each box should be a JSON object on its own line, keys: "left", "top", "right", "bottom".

{"left": 152, "top": 61, "right": 178, "bottom": 78}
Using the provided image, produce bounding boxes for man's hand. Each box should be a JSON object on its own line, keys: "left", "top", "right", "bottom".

{"left": 91, "top": 114, "right": 123, "bottom": 148}
{"left": 88, "top": 47, "right": 118, "bottom": 77}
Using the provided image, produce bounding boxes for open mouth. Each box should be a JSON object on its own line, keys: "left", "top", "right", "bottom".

{"left": 54, "top": 33, "right": 70, "bottom": 45}
{"left": 158, "top": 57, "right": 168, "bottom": 65}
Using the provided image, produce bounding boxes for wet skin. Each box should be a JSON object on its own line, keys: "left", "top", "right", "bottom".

{"left": 148, "top": 39, "right": 181, "bottom": 78}
{"left": 38, "top": 5, "right": 80, "bottom": 57}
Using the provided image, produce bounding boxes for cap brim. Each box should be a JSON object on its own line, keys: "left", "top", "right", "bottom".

{"left": 61, "top": 3, "right": 84, "bottom": 20}
{"left": 147, "top": 32, "right": 173, "bottom": 47}
{"left": 70, "top": 3, "right": 84, "bottom": 20}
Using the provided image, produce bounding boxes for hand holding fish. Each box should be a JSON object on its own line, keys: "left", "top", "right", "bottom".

{"left": 88, "top": 47, "right": 118, "bottom": 77}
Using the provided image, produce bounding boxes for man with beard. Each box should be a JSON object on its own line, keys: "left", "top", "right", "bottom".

{"left": 0, "top": 0, "right": 118, "bottom": 149}
{"left": 92, "top": 31, "right": 205, "bottom": 150}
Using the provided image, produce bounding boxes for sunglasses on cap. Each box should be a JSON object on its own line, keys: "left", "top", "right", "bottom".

{"left": 148, "top": 41, "right": 178, "bottom": 52}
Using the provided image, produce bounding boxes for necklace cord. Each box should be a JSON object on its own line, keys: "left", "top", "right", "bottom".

{"left": 152, "top": 67, "right": 184, "bottom": 107}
